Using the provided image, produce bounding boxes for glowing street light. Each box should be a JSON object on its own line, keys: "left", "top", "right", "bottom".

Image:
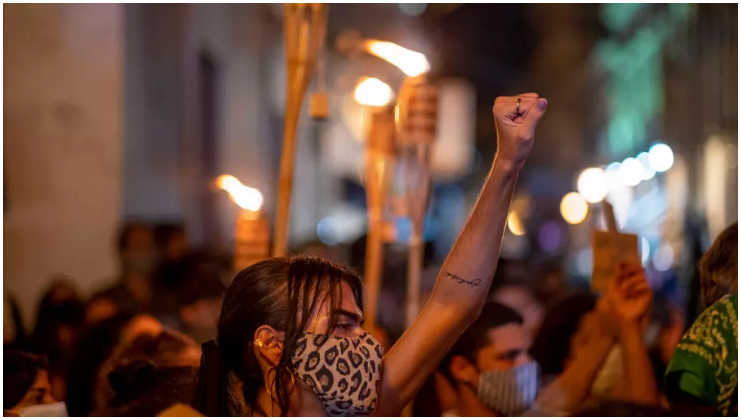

{"left": 354, "top": 77, "right": 395, "bottom": 107}
{"left": 648, "top": 143, "right": 674, "bottom": 172}
{"left": 507, "top": 210, "right": 525, "bottom": 236}
{"left": 577, "top": 167, "right": 608, "bottom": 203}
{"left": 637, "top": 152, "right": 656, "bottom": 181}
{"left": 619, "top": 157, "right": 643, "bottom": 187}
{"left": 560, "top": 192, "right": 589, "bottom": 224}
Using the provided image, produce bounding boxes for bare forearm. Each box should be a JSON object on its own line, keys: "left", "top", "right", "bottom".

{"left": 618, "top": 323, "right": 657, "bottom": 404}
{"left": 427, "top": 159, "right": 520, "bottom": 320}
{"left": 537, "top": 333, "right": 615, "bottom": 413}
{"left": 375, "top": 160, "right": 519, "bottom": 415}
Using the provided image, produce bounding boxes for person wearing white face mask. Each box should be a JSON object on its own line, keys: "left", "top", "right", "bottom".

{"left": 3, "top": 351, "right": 67, "bottom": 417}
{"left": 438, "top": 302, "right": 540, "bottom": 416}
{"left": 439, "top": 262, "right": 658, "bottom": 416}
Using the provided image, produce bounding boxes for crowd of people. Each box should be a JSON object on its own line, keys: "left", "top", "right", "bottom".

{"left": 3, "top": 95, "right": 737, "bottom": 417}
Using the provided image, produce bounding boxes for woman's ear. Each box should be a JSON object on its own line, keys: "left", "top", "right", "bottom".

{"left": 254, "top": 325, "right": 286, "bottom": 366}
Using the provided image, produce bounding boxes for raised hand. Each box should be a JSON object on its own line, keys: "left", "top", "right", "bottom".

{"left": 492, "top": 93, "right": 548, "bottom": 169}
{"left": 606, "top": 262, "right": 653, "bottom": 326}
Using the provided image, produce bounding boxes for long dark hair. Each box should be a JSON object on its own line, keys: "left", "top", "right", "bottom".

{"left": 193, "top": 255, "right": 363, "bottom": 416}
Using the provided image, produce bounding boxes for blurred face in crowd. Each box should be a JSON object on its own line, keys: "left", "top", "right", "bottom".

{"left": 11, "top": 369, "right": 56, "bottom": 411}
{"left": 120, "top": 226, "right": 156, "bottom": 275}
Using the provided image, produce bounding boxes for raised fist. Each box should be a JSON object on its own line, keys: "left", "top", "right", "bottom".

{"left": 492, "top": 93, "right": 548, "bottom": 169}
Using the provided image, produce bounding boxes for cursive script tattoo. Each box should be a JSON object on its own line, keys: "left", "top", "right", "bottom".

{"left": 444, "top": 271, "right": 482, "bottom": 288}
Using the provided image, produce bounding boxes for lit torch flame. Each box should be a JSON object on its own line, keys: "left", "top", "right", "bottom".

{"left": 364, "top": 40, "right": 430, "bottom": 77}
{"left": 354, "top": 77, "right": 395, "bottom": 107}
{"left": 216, "top": 175, "right": 264, "bottom": 212}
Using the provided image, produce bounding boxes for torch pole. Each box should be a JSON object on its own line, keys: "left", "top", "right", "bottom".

{"left": 363, "top": 109, "right": 395, "bottom": 331}
{"left": 273, "top": 4, "right": 327, "bottom": 257}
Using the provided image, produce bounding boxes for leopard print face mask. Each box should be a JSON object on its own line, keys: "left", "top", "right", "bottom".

{"left": 291, "top": 332, "right": 384, "bottom": 416}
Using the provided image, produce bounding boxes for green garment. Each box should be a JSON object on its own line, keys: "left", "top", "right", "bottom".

{"left": 665, "top": 294, "right": 738, "bottom": 416}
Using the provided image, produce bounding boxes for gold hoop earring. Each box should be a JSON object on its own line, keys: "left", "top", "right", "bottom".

{"left": 266, "top": 367, "right": 296, "bottom": 399}
{"left": 254, "top": 338, "right": 265, "bottom": 348}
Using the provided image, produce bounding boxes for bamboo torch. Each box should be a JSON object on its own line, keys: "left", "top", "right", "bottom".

{"left": 216, "top": 175, "right": 269, "bottom": 272}
{"left": 354, "top": 77, "right": 397, "bottom": 331}
{"left": 273, "top": 3, "right": 328, "bottom": 257}
{"left": 397, "top": 79, "right": 438, "bottom": 327}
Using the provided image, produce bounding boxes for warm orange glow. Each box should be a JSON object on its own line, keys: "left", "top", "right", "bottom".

{"left": 354, "top": 77, "right": 394, "bottom": 106}
{"left": 364, "top": 40, "right": 430, "bottom": 77}
{"left": 216, "top": 175, "right": 264, "bottom": 212}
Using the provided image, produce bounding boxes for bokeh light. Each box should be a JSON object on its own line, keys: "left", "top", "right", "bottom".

{"left": 560, "top": 192, "right": 589, "bottom": 224}
{"left": 619, "top": 157, "right": 643, "bottom": 187}
{"left": 605, "top": 162, "right": 625, "bottom": 193}
{"left": 398, "top": 3, "right": 427, "bottom": 16}
{"left": 653, "top": 244, "right": 674, "bottom": 271}
{"left": 539, "top": 221, "right": 565, "bottom": 254}
{"left": 637, "top": 152, "right": 656, "bottom": 181}
{"left": 648, "top": 143, "right": 674, "bottom": 172}
{"left": 354, "top": 77, "right": 394, "bottom": 107}
{"left": 507, "top": 210, "right": 525, "bottom": 236}
{"left": 577, "top": 167, "right": 608, "bottom": 203}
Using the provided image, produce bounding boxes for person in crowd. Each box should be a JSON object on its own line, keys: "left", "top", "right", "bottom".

{"left": 93, "top": 330, "right": 201, "bottom": 416}
{"left": 491, "top": 281, "right": 544, "bottom": 338}
{"left": 4, "top": 351, "right": 67, "bottom": 416}
{"left": 533, "top": 261, "right": 568, "bottom": 308}
{"left": 64, "top": 312, "right": 161, "bottom": 416}
{"left": 154, "top": 222, "right": 189, "bottom": 267}
{"left": 87, "top": 222, "right": 157, "bottom": 323}
{"left": 192, "top": 94, "right": 549, "bottom": 416}
{"left": 665, "top": 222, "right": 738, "bottom": 416}
{"left": 530, "top": 293, "right": 597, "bottom": 385}
{"left": 438, "top": 302, "right": 537, "bottom": 416}
{"left": 176, "top": 257, "right": 228, "bottom": 343}
{"left": 29, "top": 278, "right": 85, "bottom": 401}
{"left": 438, "top": 261, "right": 657, "bottom": 416}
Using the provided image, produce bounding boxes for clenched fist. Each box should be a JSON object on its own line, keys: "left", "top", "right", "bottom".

{"left": 492, "top": 93, "right": 548, "bottom": 169}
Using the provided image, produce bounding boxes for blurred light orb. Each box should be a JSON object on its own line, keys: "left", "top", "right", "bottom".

{"left": 399, "top": 3, "right": 427, "bottom": 16}
{"left": 605, "top": 162, "right": 625, "bottom": 192}
{"left": 539, "top": 221, "right": 565, "bottom": 254}
{"left": 560, "top": 192, "right": 589, "bottom": 225}
{"left": 653, "top": 244, "right": 674, "bottom": 271}
{"left": 507, "top": 210, "right": 525, "bottom": 236}
{"left": 619, "top": 157, "right": 643, "bottom": 187}
{"left": 317, "top": 217, "right": 340, "bottom": 245}
{"left": 577, "top": 167, "right": 608, "bottom": 203}
{"left": 648, "top": 143, "right": 674, "bottom": 172}
{"left": 637, "top": 152, "right": 656, "bottom": 181}
{"left": 354, "top": 77, "right": 394, "bottom": 107}
{"left": 640, "top": 236, "right": 650, "bottom": 265}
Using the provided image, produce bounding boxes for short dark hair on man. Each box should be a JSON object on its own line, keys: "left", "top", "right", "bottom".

{"left": 4, "top": 351, "right": 49, "bottom": 410}
{"left": 439, "top": 302, "right": 523, "bottom": 384}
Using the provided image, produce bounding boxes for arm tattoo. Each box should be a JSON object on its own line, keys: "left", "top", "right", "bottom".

{"left": 444, "top": 271, "right": 482, "bottom": 288}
